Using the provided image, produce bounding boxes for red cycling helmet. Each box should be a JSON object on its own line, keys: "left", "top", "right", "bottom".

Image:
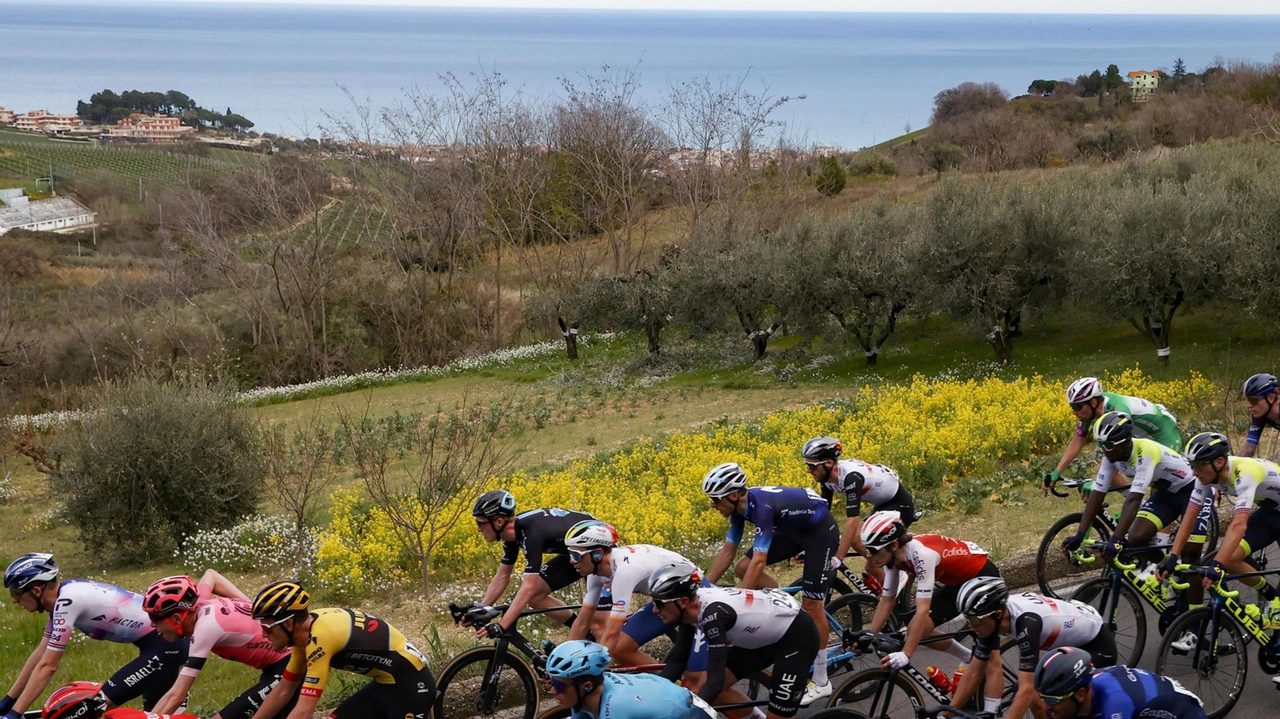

{"left": 143, "top": 575, "right": 200, "bottom": 624}
{"left": 42, "top": 682, "right": 107, "bottom": 719}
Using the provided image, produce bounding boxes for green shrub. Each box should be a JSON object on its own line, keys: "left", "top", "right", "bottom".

{"left": 848, "top": 153, "right": 899, "bottom": 177}
{"left": 48, "top": 377, "right": 264, "bottom": 565}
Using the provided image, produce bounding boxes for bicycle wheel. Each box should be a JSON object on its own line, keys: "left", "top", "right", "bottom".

{"left": 826, "top": 668, "right": 925, "bottom": 717}
{"left": 436, "top": 646, "right": 540, "bottom": 719}
{"left": 1155, "top": 607, "right": 1247, "bottom": 719}
{"left": 807, "top": 709, "right": 874, "bottom": 719}
{"left": 1071, "top": 577, "right": 1146, "bottom": 666}
{"left": 825, "top": 592, "right": 884, "bottom": 675}
{"left": 1036, "top": 512, "right": 1111, "bottom": 598}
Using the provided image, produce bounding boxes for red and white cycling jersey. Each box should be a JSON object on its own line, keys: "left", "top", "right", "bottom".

{"left": 181, "top": 583, "right": 290, "bottom": 677}
{"left": 882, "top": 534, "right": 989, "bottom": 600}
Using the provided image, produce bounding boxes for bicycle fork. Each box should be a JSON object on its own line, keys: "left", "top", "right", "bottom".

{"left": 479, "top": 639, "right": 515, "bottom": 715}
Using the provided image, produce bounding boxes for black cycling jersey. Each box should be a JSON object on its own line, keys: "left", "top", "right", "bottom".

{"left": 499, "top": 507, "right": 595, "bottom": 574}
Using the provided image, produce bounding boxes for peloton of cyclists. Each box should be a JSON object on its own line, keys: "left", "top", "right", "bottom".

{"left": 701, "top": 462, "right": 840, "bottom": 704}
{"left": 563, "top": 520, "right": 711, "bottom": 688}
{"left": 800, "top": 435, "right": 916, "bottom": 588}
{"left": 953, "top": 577, "right": 1117, "bottom": 719}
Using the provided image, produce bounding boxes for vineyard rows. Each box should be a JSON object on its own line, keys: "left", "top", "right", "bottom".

{"left": 314, "top": 202, "right": 395, "bottom": 246}
{"left": 0, "top": 138, "right": 251, "bottom": 182}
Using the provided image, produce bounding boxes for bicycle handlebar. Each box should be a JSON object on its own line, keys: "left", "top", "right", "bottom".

{"left": 448, "top": 601, "right": 584, "bottom": 626}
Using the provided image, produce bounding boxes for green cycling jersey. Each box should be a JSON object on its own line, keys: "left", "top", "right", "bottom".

{"left": 1077, "top": 392, "right": 1181, "bottom": 451}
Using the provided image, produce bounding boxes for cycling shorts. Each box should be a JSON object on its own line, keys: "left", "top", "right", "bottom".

{"left": 1080, "top": 622, "right": 1118, "bottom": 669}
{"left": 219, "top": 658, "right": 298, "bottom": 719}
{"left": 873, "top": 485, "right": 917, "bottom": 528}
{"left": 328, "top": 665, "right": 437, "bottom": 719}
{"left": 929, "top": 560, "right": 1001, "bottom": 627}
{"left": 101, "top": 632, "right": 189, "bottom": 710}
{"left": 1137, "top": 485, "right": 1212, "bottom": 544}
{"left": 539, "top": 553, "right": 582, "bottom": 592}
{"left": 744, "top": 514, "right": 840, "bottom": 601}
{"left": 1240, "top": 504, "right": 1280, "bottom": 556}
{"left": 724, "top": 612, "right": 818, "bottom": 718}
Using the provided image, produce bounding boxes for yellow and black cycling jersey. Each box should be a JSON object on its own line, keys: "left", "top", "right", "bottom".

{"left": 283, "top": 607, "right": 427, "bottom": 697}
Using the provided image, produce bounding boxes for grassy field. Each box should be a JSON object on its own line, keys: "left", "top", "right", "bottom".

{"left": 0, "top": 129, "right": 254, "bottom": 181}
{"left": 2, "top": 299, "right": 1276, "bottom": 710}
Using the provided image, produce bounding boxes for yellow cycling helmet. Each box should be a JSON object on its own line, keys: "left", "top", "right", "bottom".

{"left": 252, "top": 580, "right": 311, "bottom": 622}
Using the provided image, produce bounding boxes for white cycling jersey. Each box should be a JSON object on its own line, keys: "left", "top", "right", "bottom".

{"left": 43, "top": 579, "right": 152, "bottom": 651}
{"left": 583, "top": 544, "right": 697, "bottom": 619}
{"left": 1095, "top": 438, "right": 1195, "bottom": 495}
{"left": 974, "top": 592, "right": 1103, "bottom": 672}
{"left": 695, "top": 586, "right": 800, "bottom": 649}
{"left": 824, "top": 459, "right": 902, "bottom": 508}
{"left": 1190, "top": 456, "right": 1280, "bottom": 515}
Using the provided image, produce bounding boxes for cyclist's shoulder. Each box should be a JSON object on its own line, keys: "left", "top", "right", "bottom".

{"left": 57, "top": 578, "right": 137, "bottom": 603}
{"left": 309, "top": 607, "right": 357, "bottom": 645}
{"left": 602, "top": 673, "right": 700, "bottom": 716}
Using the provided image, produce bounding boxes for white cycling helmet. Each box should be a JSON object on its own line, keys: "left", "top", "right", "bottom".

{"left": 702, "top": 462, "right": 747, "bottom": 498}
{"left": 861, "top": 510, "right": 907, "bottom": 552}
{"left": 1065, "top": 377, "right": 1103, "bottom": 404}
{"left": 564, "top": 520, "right": 619, "bottom": 550}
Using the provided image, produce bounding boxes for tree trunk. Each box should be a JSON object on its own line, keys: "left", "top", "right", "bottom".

{"left": 646, "top": 321, "right": 661, "bottom": 354}
{"left": 748, "top": 326, "right": 777, "bottom": 362}
{"left": 864, "top": 348, "right": 879, "bottom": 367}
{"left": 557, "top": 316, "right": 579, "bottom": 361}
{"left": 987, "top": 323, "right": 1014, "bottom": 364}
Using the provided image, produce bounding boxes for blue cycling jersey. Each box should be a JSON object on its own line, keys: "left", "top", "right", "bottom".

{"left": 1087, "top": 666, "right": 1205, "bottom": 719}
{"left": 725, "top": 486, "right": 828, "bottom": 552}
{"left": 1246, "top": 413, "right": 1280, "bottom": 446}
{"left": 574, "top": 673, "right": 713, "bottom": 719}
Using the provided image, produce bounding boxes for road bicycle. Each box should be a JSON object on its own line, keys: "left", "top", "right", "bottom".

{"left": 1037, "top": 476, "right": 1222, "bottom": 598}
{"left": 823, "top": 629, "right": 1018, "bottom": 717}
{"left": 437, "top": 602, "right": 588, "bottom": 719}
{"left": 1155, "top": 565, "right": 1280, "bottom": 719}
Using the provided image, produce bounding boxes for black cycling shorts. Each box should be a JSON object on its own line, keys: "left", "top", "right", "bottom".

{"left": 219, "top": 658, "right": 299, "bottom": 719}
{"left": 1241, "top": 505, "right": 1280, "bottom": 557}
{"left": 101, "top": 631, "right": 189, "bottom": 710}
{"left": 724, "top": 612, "right": 819, "bottom": 719}
{"left": 873, "top": 485, "right": 917, "bottom": 528}
{"left": 1079, "top": 622, "right": 1118, "bottom": 669}
{"left": 538, "top": 553, "right": 582, "bottom": 592}
{"left": 745, "top": 515, "right": 840, "bottom": 601}
{"left": 329, "top": 665, "right": 437, "bottom": 719}
{"left": 1137, "top": 485, "right": 1211, "bottom": 544}
{"left": 929, "top": 559, "right": 1001, "bottom": 627}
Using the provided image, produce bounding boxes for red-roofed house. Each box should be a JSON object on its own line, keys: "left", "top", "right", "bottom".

{"left": 1127, "top": 70, "right": 1161, "bottom": 102}
{"left": 104, "top": 113, "right": 194, "bottom": 143}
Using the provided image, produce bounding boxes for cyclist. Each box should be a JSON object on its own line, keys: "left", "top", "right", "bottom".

{"left": 860, "top": 511, "right": 1002, "bottom": 714}
{"left": 653, "top": 564, "right": 819, "bottom": 719}
{"left": 144, "top": 571, "right": 297, "bottom": 719}
{"left": 1046, "top": 377, "right": 1182, "bottom": 491}
{"left": 1, "top": 553, "right": 188, "bottom": 719}
{"left": 564, "top": 520, "right": 709, "bottom": 685}
{"left": 41, "top": 682, "right": 198, "bottom": 719}
{"left": 1033, "top": 647, "right": 1205, "bottom": 719}
{"left": 545, "top": 640, "right": 718, "bottom": 719}
{"left": 1064, "top": 413, "right": 1210, "bottom": 607}
{"left": 1241, "top": 373, "right": 1280, "bottom": 460}
{"left": 245, "top": 581, "right": 435, "bottom": 719}
{"left": 1159, "top": 432, "right": 1280, "bottom": 659}
{"left": 801, "top": 435, "right": 915, "bottom": 587}
{"left": 953, "top": 577, "right": 1116, "bottom": 719}
{"left": 701, "top": 462, "right": 839, "bottom": 704}
{"left": 470, "top": 489, "right": 596, "bottom": 638}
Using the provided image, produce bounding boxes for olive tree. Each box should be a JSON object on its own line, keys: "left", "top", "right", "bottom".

{"left": 677, "top": 231, "right": 789, "bottom": 361}
{"left": 574, "top": 244, "right": 682, "bottom": 355}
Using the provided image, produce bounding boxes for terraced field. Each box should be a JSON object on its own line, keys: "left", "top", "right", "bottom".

{"left": 316, "top": 201, "right": 395, "bottom": 245}
{"left": 0, "top": 131, "right": 254, "bottom": 181}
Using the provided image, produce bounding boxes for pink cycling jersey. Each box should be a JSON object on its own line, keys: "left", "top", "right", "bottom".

{"left": 180, "top": 584, "right": 289, "bottom": 677}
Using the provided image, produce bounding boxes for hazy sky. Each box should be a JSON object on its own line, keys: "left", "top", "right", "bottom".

{"left": 60, "top": 0, "right": 1280, "bottom": 13}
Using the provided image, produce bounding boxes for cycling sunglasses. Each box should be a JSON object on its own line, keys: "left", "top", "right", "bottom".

{"left": 1068, "top": 401, "right": 1089, "bottom": 411}
{"left": 258, "top": 615, "right": 292, "bottom": 631}
{"left": 1038, "top": 692, "right": 1076, "bottom": 707}
{"left": 963, "top": 609, "right": 1001, "bottom": 624}
{"left": 549, "top": 679, "right": 570, "bottom": 694}
{"left": 568, "top": 549, "right": 593, "bottom": 562}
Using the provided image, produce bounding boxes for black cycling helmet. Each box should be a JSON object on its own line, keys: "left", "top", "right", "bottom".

{"left": 1184, "top": 432, "right": 1231, "bottom": 463}
{"left": 1244, "top": 373, "right": 1279, "bottom": 399}
{"left": 801, "top": 436, "right": 842, "bottom": 462}
{"left": 956, "top": 576, "right": 1009, "bottom": 620}
{"left": 472, "top": 489, "right": 516, "bottom": 518}
{"left": 648, "top": 563, "right": 701, "bottom": 601}
{"left": 1092, "top": 411, "right": 1134, "bottom": 451}
{"left": 1034, "top": 647, "right": 1094, "bottom": 700}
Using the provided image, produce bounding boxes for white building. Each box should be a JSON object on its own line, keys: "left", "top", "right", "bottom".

{"left": 0, "top": 195, "right": 97, "bottom": 236}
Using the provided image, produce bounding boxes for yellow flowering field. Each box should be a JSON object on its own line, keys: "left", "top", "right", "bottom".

{"left": 314, "top": 368, "right": 1215, "bottom": 593}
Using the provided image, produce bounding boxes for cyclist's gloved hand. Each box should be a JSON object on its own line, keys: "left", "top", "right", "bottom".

{"left": 1157, "top": 553, "right": 1180, "bottom": 579}
{"left": 885, "top": 651, "right": 910, "bottom": 670}
{"left": 1101, "top": 538, "right": 1124, "bottom": 560}
{"left": 1204, "top": 560, "right": 1226, "bottom": 583}
{"left": 1043, "top": 470, "right": 1061, "bottom": 492}
{"left": 481, "top": 622, "right": 506, "bottom": 638}
{"left": 1062, "top": 533, "right": 1085, "bottom": 552}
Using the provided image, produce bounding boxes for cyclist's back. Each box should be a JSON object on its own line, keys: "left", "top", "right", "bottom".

{"left": 289, "top": 607, "right": 427, "bottom": 696}
{"left": 190, "top": 584, "right": 286, "bottom": 670}
{"left": 1096, "top": 438, "right": 1193, "bottom": 494}
{"left": 46, "top": 579, "right": 152, "bottom": 648}
{"left": 589, "top": 673, "right": 717, "bottom": 719}
{"left": 1082, "top": 393, "right": 1180, "bottom": 450}
{"left": 503, "top": 507, "right": 595, "bottom": 574}
{"left": 728, "top": 486, "right": 828, "bottom": 550}
{"left": 1088, "top": 666, "right": 1205, "bottom": 719}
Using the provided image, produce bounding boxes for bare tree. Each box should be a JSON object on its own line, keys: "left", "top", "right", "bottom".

{"left": 339, "top": 399, "right": 527, "bottom": 593}
{"left": 261, "top": 415, "right": 340, "bottom": 550}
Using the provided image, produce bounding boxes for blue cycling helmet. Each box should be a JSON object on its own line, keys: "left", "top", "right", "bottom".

{"left": 4, "top": 553, "right": 58, "bottom": 591}
{"left": 1034, "top": 647, "right": 1094, "bottom": 700}
{"left": 1244, "top": 373, "right": 1279, "bottom": 399}
{"left": 546, "top": 640, "right": 611, "bottom": 680}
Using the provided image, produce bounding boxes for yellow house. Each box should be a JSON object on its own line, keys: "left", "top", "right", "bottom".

{"left": 1128, "top": 70, "right": 1161, "bottom": 102}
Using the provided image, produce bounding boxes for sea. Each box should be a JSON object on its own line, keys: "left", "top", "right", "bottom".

{"left": 1, "top": 2, "right": 1279, "bottom": 149}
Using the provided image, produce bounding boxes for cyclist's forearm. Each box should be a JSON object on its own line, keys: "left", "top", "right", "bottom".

{"left": 1239, "top": 442, "right": 1257, "bottom": 458}
{"left": 838, "top": 517, "right": 860, "bottom": 560}
{"left": 738, "top": 553, "right": 767, "bottom": 589}
{"left": 1077, "top": 489, "right": 1107, "bottom": 533}
{"left": 1004, "top": 673, "right": 1039, "bottom": 719}
{"left": 1168, "top": 502, "right": 1198, "bottom": 559}
{"left": 949, "top": 657, "right": 985, "bottom": 708}
{"left": 151, "top": 672, "right": 196, "bottom": 715}
{"left": 597, "top": 615, "right": 623, "bottom": 653}
{"left": 200, "top": 568, "right": 250, "bottom": 601}
{"left": 1056, "top": 435, "right": 1086, "bottom": 471}
{"left": 901, "top": 600, "right": 933, "bottom": 657}
{"left": 249, "top": 678, "right": 299, "bottom": 719}
{"left": 14, "top": 652, "right": 59, "bottom": 713}
{"left": 706, "top": 543, "right": 737, "bottom": 584}
{"left": 6, "top": 640, "right": 46, "bottom": 702}
{"left": 499, "top": 576, "right": 541, "bottom": 629}
{"left": 1112, "top": 493, "right": 1145, "bottom": 541}
{"left": 568, "top": 605, "right": 596, "bottom": 641}
{"left": 481, "top": 565, "right": 513, "bottom": 606}
{"left": 868, "top": 596, "right": 894, "bottom": 632}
